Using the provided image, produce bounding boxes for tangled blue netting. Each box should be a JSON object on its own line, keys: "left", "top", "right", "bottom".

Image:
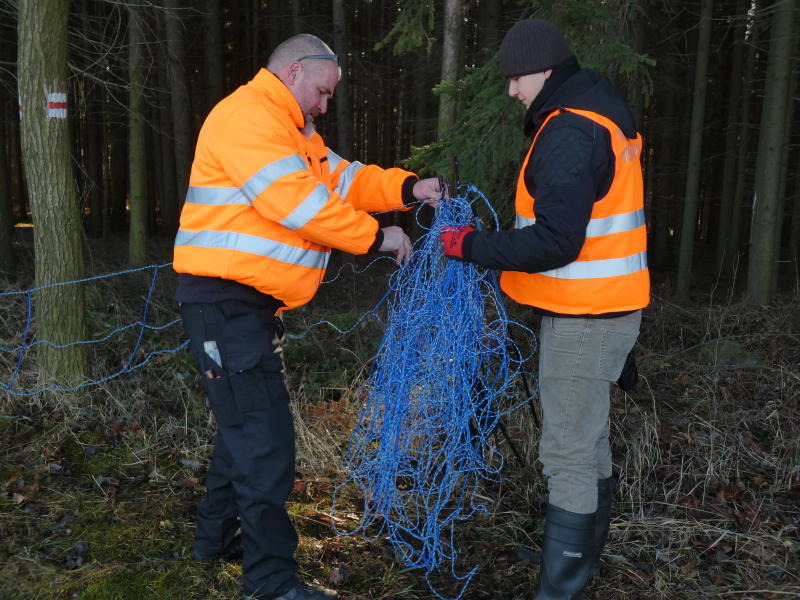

{"left": 332, "top": 185, "right": 537, "bottom": 599}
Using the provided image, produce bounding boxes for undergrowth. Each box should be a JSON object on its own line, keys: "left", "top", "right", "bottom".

{"left": 1, "top": 239, "right": 798, "bottom": 599}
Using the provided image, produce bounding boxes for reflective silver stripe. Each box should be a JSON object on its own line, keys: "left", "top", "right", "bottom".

{"left": 335, "top": 161, "right": 365, "bottom": 201}
{"left": 515, "top": 215, "right": 536, "bottom": 228}
{"left": 241, "top": 154, "right": 308, "bottom": 201}
{"left": 514, "top": 209, "right": 644, "bottom": 238}
{"left": 585, "top": 209, "right": 645, "bottom": 238}
{"left": 279, "top": 184, "right": 329, "bottom": 230}
{"left": 538, "top": 251, "right": 648, "bottom": 280}
{"left": 185, "top": 186, "right": 251, "bottom": 206}
{"left": 175, "top": 229, "right": 330, "bottom": 269}
{"left": 327, "top": 150, "right": 344, "bottom": 173}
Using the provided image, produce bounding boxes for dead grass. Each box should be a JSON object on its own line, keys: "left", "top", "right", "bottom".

{"left": 1, "top": 245, "right": 799, "bottom": 599}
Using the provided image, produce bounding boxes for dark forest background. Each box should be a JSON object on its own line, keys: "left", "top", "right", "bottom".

{"left": 1, "top": 3, "right": 799, "bottom": 600}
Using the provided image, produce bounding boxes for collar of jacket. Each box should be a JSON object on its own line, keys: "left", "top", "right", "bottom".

{"left": 523, "top": 55, "right": 581, "bottom": 137}
{"left": 249, "top": 68, "right": 305, "bottom": 130}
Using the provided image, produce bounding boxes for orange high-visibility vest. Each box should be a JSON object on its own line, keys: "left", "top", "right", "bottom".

{"left": 500, "top": 108, "right": 650, "bottom": 315}
{"left": 173, "top": 69, "right": 412, "bottom": 311}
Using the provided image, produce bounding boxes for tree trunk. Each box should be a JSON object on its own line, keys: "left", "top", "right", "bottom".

{"left": 332, "top": 0, "right": 353, "bottom": 156}
{"left": 18, "top": 0, "right": 87, "bottom": 383}
{"left": 164, "top": 0, "right": 191, "bottom": 233}
{"left": 477, "top": 0, "right": 500, "bottom": 55}
{"left": 437, "top": 0, "right": 463, "bottom": 140}
{"left": 724, "top": 13, "right": 761, "bottom": 277}
{"left": 0, "top": 94, "right": 14, "bottom": 275}
{"left": 128, "top": 4, "right": 147, "bottom": 267}
{"left": 157, "top": 25, "right": 178, "bottom": 238}
{"left": 204, "top": 0, "right": 224, "bottom": 114}
{"left": 715, "top": 0, "right": 746, "bottom": 272}
{"left": 771, "top": 58, "right": 798, "bottom": 293}
{"left": 676, "top": 0, "right": 713, "bottom": 299}
{"left": 10, "top": 96, "right": 27, "bottom": 222}
{"left": 789, "top": 143, "right": 800, "bottom": 273}
{"left": 291, "top": 1, "right": 302, "bottom": 35}
{"left": 746, "top": 0, "right": 796, "bottom": 303}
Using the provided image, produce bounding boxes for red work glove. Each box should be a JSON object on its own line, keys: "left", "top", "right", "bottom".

{"left": 439, "top": 226, "right": 475, "bottom": 259}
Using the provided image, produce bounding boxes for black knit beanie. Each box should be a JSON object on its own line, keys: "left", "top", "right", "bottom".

{"left": 499, "top": 19, "right": 573, "bottom": 78}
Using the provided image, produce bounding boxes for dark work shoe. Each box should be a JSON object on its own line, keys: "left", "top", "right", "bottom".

{"left": 191, "top": 533, "right": 242, "bottom": 561}
{"left": 272, "top": 583, "right": 338, "bottom": 600}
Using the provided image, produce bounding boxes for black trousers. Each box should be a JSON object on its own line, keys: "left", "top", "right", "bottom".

{"left": 180, "top": 300, "right": 299, "bottom": 599}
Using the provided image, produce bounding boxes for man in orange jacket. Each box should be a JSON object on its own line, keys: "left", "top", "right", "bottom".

{"left": 175, "top": 34, "right": 442, "bottom": 600}
{"left": 440, "top": 20, "right": 648, "bottom": 599}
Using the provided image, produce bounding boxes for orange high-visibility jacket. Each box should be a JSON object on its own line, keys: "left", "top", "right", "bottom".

{"left": 173, "top": 69, "right": 413, "bottom": 311}
{"left": 500, "top": 108, "right": 650, "bottom": 315}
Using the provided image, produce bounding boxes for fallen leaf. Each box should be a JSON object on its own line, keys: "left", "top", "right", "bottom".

{"left": 175, "top": 477, "right": 200, "bottom": 488}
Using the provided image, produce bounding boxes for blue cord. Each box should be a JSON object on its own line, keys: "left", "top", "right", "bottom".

{"left": 332, "top": 185, "right": 536, "bottom": 599}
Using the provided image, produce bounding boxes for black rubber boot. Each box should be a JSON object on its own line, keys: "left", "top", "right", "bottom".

{"left": 589, "top": 477, "right": 614, "bottom": 579}
{"left": 533, "top": 505, "right": 596, "bottom": 600}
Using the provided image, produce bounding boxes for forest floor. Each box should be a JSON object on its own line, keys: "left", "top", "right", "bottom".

{"left": 1, "top": 234, "right": 799, "bottom": 600}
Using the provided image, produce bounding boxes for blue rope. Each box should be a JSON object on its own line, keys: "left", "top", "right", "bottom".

{"left": 332, "top": 185, "right": 536, "bottom": 600}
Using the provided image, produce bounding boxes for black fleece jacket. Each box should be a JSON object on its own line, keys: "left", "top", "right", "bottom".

{"left": 461, "top": 57, "right": 638, "bottom": 277}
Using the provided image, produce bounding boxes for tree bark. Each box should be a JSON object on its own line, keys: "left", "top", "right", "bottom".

{"left": 18, "top": 0, "right": 87, "bottom": 383}
{"left": 715, "top": 0, "right": 746, "bottom": 272}
{"left": 0, "top": 94, "right": 14, "bottom": 275}
{"left": 164, "top": 0, "right": 191, "bottom": 233}
{"left": 676, "top": 0, "right": 713, "bottom": 299}
{"left": 332, "top": 0, "right": 353, "bottom": 156}
{"left": 157, "top": 23, "right": 178, "bottom": 238}
{"left": 204, "top": 0, "right": 224, "bottom": 114}
{"left": 747, "top": 0, "right": 796, "bottom": 303}
{"left": 128, "top": 4, "right": 147, "bottom": 267}
{"left": 437, "top": 0, "right": 463, "bottom": 140}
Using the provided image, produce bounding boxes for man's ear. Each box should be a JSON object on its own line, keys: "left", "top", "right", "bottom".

{"left": 287, "top": 62, "right": 302, "bottom": 85}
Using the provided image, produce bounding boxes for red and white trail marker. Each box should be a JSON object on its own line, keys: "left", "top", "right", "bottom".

{"left": 47, "top": 92, "right": 67, "bottom": 119}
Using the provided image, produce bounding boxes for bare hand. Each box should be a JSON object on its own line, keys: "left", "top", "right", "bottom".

{"left": 379, "top": 226, "right": 412, "bottom": 265}
{"left": 413, "top": 177, "right": 445, "bottom": 207}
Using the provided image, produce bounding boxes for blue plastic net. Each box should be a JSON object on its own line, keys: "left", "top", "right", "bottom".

{"left": 333, "top": 185, "right": 536, "bottom": 599}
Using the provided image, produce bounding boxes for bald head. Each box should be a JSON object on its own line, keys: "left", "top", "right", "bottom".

{"left": 267, "top": 34, "right": 337, "bottom": 72}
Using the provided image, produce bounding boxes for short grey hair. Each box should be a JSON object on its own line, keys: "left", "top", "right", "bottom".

{"left": 267, "top": 34, "right": 335, "bottom": 71}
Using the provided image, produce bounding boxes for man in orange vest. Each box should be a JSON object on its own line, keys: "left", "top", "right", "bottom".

{"left": 440, "top": 20, "right": 649, "bottom": 599}
{"left": 175, "top": 34, "right": 442, "bottom": 600}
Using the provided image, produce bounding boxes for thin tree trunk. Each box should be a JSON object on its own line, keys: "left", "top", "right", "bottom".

{"left": 747, "top": 0, "right": 796, "bottom": 303}
{"left": 676, "top": 0, "right": 713, "bottom": 299}
{"left": 725, "top": 14, "right": 760, "bottom": 277}
{"left": 164, "top": 0, "right": 191, "bottom": 232}
{"left": 715, "top": 0, "right": 746, "bottom": 271}
{"left": 109, "top": 105, "right": 127, "bottom": 232}
{"left": 18, "top": 0, "right": 87, "bottom": 383}
{"left": 204, "top": 0, "right": 224, "bottom": 114}
{"left": 437, "top": 0, "right": 463, "bottom": 140}
{"left": 86, "top": 90, "right": 103, "bottom": 238}
{"left": 157, "top": 27, "right": 178, "bottom": 237}
{"left": 478, "top": 0, "right": 500, "bottom": 54}
{"left": 789, "top": 144, "right": 800, "bottom": 273}
{"left": 0, "top": 94, "right": 14, "bottom": 275}
{"left": 771, "top": 60, "right": 798, "bottom": 294}
{"left": 10, "top": 96, "right": 27, "bottom": 222}
{"left": 128, "top": 4, "right": 147, "bottom": 267}
{"left": 291, "top": 1, "right": 302, "bottom": 35}
{"left": 332, "top": 0, "right": 353, "bottom": 156}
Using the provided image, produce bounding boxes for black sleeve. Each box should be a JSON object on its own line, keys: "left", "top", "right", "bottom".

{"left": 463, "top": 113, "right": 613, "bottom": 273}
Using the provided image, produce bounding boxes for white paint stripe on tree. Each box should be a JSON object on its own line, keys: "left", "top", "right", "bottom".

{"left": 47, "top": 92, "right": 67, "bottom": 118}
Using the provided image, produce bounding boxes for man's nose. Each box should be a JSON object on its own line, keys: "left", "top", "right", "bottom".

{"left": 319, "top": 98, "right": 328, "bottom": 114}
